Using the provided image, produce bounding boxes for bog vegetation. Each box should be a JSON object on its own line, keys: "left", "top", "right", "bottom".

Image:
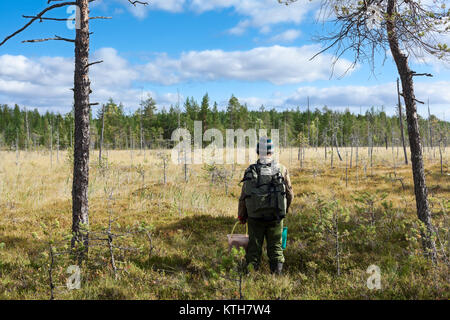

{"left": 0, "top": 0, "right": 449, "bottom": 300}
{"left": 0, "top": 133, "right": 448, "bottom": 299}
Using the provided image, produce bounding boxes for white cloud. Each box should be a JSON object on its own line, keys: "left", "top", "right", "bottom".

{"left": 91, "top": 48, "right": 139, "bottom": 86}
{"left": 142, "top": 45, "right": 356, "bottom": 85}
{"left": 0, "top": 49, "right": 174, "bottom": 112}
{"left": 190, "top": 0, "right": 314, "bottom": 34}
{"left": 1, "top": 49, "right": 448, "bottom": 119}
{"left": 285, "top": 84, "right": 397, "bottom": 107}
{"left": 107, "top": 0, "right": 314, "bottom": 34}
{"left": 0, "top": 45, "right": 354, "bottom": 112}
{"left": 0, "top": 55, "right": 73, "bottom": 87}
{"left": 228, "top": 20, "right": 251, "bottom": 36}
{"left": 269, "top": 29, "right": 301, "bottom": 42}
{"left": 238, "top": 81, "right": 450, "bottom": 117}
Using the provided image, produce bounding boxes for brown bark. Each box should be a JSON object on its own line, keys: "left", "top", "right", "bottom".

{"left": 387, "top": 0, "right": 437, "bottom": 263}
{"left": 72, "top": 0, "right": 90, "bottom": 253}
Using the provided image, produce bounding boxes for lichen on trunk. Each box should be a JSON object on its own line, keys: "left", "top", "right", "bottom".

{"left": 71, "top": 0, "right": 91, "bottom": 255}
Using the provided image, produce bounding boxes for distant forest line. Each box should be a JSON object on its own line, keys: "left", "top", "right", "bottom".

{"left": 0, "top": 94, "right": 449, "bottom": 150}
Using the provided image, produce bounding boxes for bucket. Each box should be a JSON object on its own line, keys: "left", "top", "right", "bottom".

{"left": 281, "top": 226, "right": 288, "bottom": 250}
{"left": 227, "top": 221, "right": 249, "bottom": 252}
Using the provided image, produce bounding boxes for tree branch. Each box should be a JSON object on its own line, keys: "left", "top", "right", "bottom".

{"left": 0, "top": 2, "right": 76, "bottom": 47}
{"left": 23, "top": 15, "right": 112, "bottom": 21}
{"left": 86, "top": 60, "right": 104, "bottom": 69}
{"left": 411, "top": 71, "right": 433, "bottom": 77}
{"left": 127, "top": 0, "right": 149, "bottom": 6}
{"left": 22, "top": 35, "right": 75, "bottom": 43}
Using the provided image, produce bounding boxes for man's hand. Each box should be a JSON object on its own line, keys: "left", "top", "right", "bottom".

{"left": 238, "top": 216, "right": 247, "bottom": 224}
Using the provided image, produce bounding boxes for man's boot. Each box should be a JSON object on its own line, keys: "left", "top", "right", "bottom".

{"left": 270, "top": 262, "right": 283, "bottom": 275}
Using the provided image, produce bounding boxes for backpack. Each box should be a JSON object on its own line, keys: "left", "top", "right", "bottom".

{"left": 241, "top": 161, "right": 287, "bottom": 221}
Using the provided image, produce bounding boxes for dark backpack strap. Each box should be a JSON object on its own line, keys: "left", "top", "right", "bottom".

{"left": 255, "top": 163, "right": 263, "bottom": 187}
{"left": 240, "top": 164, "right": 257, "bottom": 183}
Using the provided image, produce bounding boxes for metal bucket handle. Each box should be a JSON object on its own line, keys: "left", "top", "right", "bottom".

{"left": 231, "top": 221, "right": 248, "bottom": 236}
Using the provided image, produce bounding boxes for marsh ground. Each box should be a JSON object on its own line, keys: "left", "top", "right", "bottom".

{"left": 0, "top": 146, "right": 448, "bottom": 299}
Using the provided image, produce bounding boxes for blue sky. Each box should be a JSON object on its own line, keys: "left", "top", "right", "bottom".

{"left": 0, "top": 0, "right": 449, "bottom": 119}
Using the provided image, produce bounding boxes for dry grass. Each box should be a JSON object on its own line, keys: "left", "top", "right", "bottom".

{"left": 0, "top": 146, "right": 448, "bottom": 299}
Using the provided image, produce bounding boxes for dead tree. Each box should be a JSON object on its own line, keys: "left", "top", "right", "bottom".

{"left": 298, "top": 132, "right": 308, "bottom": 169}
{"left": 50, "top": 117, "right": 53, "bottom": 168}
{"left": 307, "top": 96, "right": 311, "bottom": 146}
{"left": 15, "top": 130, "right": 19, "bottom": 166}
{"left": 334, "top": 132, "right": 343, "bottom": 162}
{"left": 427, "top": 100, "right": 433, "bottom": 151}
{"left": 349, "top": 134, "right": 354, "bottom": 169}
{"left": 99, "top": 104, "right": 106, "bottom": 164}
{"left": 367, "top": 114, "right": 373, "bottom": 168}
{"left": 345, "top": 151, "right": 348, "bottom": 187}
{"left": 57, "top": 128, "right": 60, "bottom": 163}
{"left": 330, "top": 132, "right": 334, "bottom": 169}
{"left": 331, "top": 113, "right": 343, "bottom": 162}
{"left": 386, "top": 0, "right": 438, "bottom": 262}
{"left": 437, "top": 129, "right": 446, "bottom": 175}
{"left": 0, "top": 0, "right": 148, "bottom": 257}
{"left": 279, "top": 0, "right": 449, "bottom": 262}
{"left": 25, "top": 107, "right": 30, "bottom": 152}
{"left": 157, "top": 152, "right": 169, "bottom": 184}
{"left": 71, "top": 0, "right": 93, "bottom": 254}
{"left": 397, "top": 78, "right": 408, "bottom": 165}
{"left": 140, "top": 106, "right": 144, "bottom": 155}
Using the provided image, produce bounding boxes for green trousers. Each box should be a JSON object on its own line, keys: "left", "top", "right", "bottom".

{"left": 246, "top": 218, "right": 284, "bottom": 269}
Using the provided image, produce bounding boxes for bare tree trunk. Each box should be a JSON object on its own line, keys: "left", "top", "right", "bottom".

{"left": 57, "top": 129, "right": 59, "bottom": 163}
{"left": 439, "top": 137, "right": 443, "bottom": 175}
{"left": 334, "top": 213, "right": 340, "bottom": 277}
{"left": 370, "top": 134, "right": 373, "bottom": 172}
{"left": 129, "top": 126, "right": 133, "bottom": 164}
{"left": 50, "top": 118, "right": 53, "bottom": 168}
{"left": 163, "top": 158, "right": 167, "bottom": 185}
{"left": 334, "top": 133, "right": 343, "bottom": 161}
{"left": 427, "top": 100, "right": 433, "bottom": 150}
{"left": 391, "top": 128, "right": 395, "bottom": 159}
{"left": 70, "top": 122, "right": 73, "bottom": 149}
{"left": 316, "top": 128, "right": 319, "bottom": 152}
{"left": 331, "top": 137, "right": 334, "bottom": 169}
{"left": 184, "top": 151, "right": 188, "bottom": 182}
{"left": 307, "top": 96, "right": 311, "bottom": 145}
{"left": 345, "top": 151, "right": 348, "bottom": 187}
{"left": 350, "top": 136, "right": 353, "bottom": 169}
{"left": 25, "top": 107, "right": 30, "bottom": 152}
{"left": 356, "top": 136, "right": 359, "bottom": 182}
{"left": 72, "top": 0, "right": 90, "bottom": 254}
{"left": 15, "top": 130, "right": 19, "bottom": 165}
{"left": 387, "top": 0, "right": 437, "bottom": 263}
{"left": 397, "top": 78, "right": 408, "bottom": 165}
{"left": 289, "top": 144, "right": 292, "bottom": 168}
{"left": 140, "top": 107, "right": 143, "bottom": 154}
{"left": 300, "top": 145, "right": 303, "bottom": 169}
{"left": 99, "top": 104, "right": 105, "bottom": 164}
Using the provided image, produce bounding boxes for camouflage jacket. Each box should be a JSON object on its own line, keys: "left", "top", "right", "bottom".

{"left": 238, "top": 161, "right": 294, "bottom": 220}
